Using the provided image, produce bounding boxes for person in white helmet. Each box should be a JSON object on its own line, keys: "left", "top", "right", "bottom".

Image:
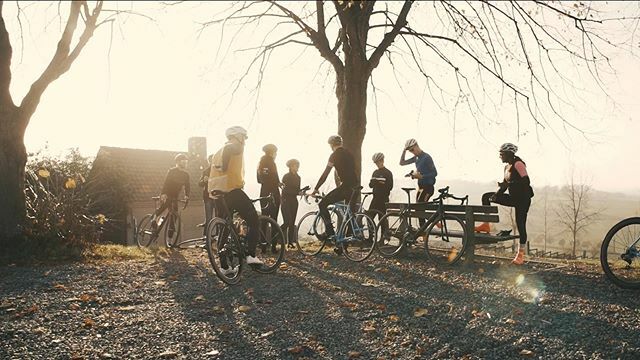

{"left": 400, "top": 138, "right": 437, "bottom": 228}
{"left": 209, "top": 126, "right": 263, "bottom": 270}
{"left": 477, "top": 143, "right": 534, "bottom": 265}
{"left": 310, "top": 135, "right": 358, "bottom": 254}
{"left": 368, "top": 152, "right": 393, "bottom": 236}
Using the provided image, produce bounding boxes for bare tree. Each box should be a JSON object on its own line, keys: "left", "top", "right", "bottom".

{"left": 555, "top": 174, "right": 601, "bottom": 257}
{"left": 198, "top": 1, "right": 639, "bottom": 184}
{"left": 0, "top": 1, "right": 129, "bottom": 238}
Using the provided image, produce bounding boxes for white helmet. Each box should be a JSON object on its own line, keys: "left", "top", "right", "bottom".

{"left": 499, "top": 142, "right": 518, "bottom": 154}
{"left": 327, "top": 135, "right": 343, "bottom": 146}
{"left": 225, "top": 126, "right": 248, "bottom": 140}
{"left": 372, "top": 152, "right": 384, "bottom": 163}
{"left": 405, "top": 138, "right": 418, "bottom": 150}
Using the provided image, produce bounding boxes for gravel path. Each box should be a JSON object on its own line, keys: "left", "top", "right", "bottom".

{"left": 1, "top": 248, "right": 639, "bottom": 359}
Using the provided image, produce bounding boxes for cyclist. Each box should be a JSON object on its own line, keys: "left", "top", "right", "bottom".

{"left": 310, "top": 135, "right": 358, "bottom": 254}
{"left": 369, "top": 152, "right": 393, "bottom": 237}
{"left": 477, "top": 143, "right": 534, "bottom": 265}
{"left": 399, "top": 138, "right": 437, "bottom": 227}
{"left": 151, "top": 153, "right": 190, "bottom": 237}
{"left": 209, "top": 126, "right": 263, "bottom": 270}
{"left": 257, "top": 144, "right": 281, "bottom": 225}
{"left": 281, "top": 159, "right": 301, "bottom": 248}
{"left": 199, "top": 154, "right": 215, "bottom": 235}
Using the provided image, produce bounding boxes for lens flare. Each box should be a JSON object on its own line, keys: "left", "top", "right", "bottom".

{"left": 515, "top": 274, "right": 525, "bottom": 286}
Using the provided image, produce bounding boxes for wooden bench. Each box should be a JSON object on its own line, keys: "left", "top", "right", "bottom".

{"left": 385, "top": 202, "right": 519, "bottom": 262}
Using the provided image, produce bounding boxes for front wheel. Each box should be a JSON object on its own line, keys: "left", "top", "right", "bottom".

{"left": 424, "top": 214, "right": 467, "bottom": 265}
{"left": 206, "top": 218, "right": 244, "bottom": 285}
{"left": 375, "top": 212, "right": 408, "bottom": 258}
{"left": 296, "top": 211, "right": 329, "bottom": 256}
{"left": 253, "top": 215, "right": 286, "bottom": 273}
{"left": 164, "top": 212, "right": 182, "bottom": 248}
{"left": 600, "top": 217, "right": 640, "bottom": 289}
{"left": 340, "top": 213, "right": 377, "bottom": 262}
{"left": 136, "top": 214, "right": 160, "bottom": 248}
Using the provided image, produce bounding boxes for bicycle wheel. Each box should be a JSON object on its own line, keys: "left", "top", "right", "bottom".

{"left": 600, "top": 217, "right": 640, "bottom": 289}
{"left": 206, "top": 218, "right": 244, "bottom": 285}
{"left": 375, "top": 212, "right": 409, "bottom": 257}
{"left": 424, "top": 214, "right": 467, "bottom": 265}
{"left": 253, "top": 216, "right": 285, "bottom": 273}
{"left": 296, "top": 211, "right": 329, "bottom": 256}
{"left": 136, "top": 214, "right": 160, "bottom": 248}
{"left": 340, "top": 213, "right": 377, "bottom": 262}
{"left": 164, "top": 212, "right": 182, "bottom": 248}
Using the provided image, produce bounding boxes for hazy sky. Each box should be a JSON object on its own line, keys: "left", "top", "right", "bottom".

{"left": 5, "top": 1, "right": 640, "bottom": 195}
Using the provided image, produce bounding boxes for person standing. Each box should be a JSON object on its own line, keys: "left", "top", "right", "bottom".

{"left": 198, "top": 154, "right": 215, "bottom": 234}
{"left": 281, "top": 159, "right": 301, "bottom": 248}
{"left": 368, "top": 152, "right": 393, "bottom": 236}
{"left": 257, "top": 144, "right": 282, "bottom": 223}
{"left": 477, "top": 143, "right": 534, "bottom": 265}
{"left": 399, "top": 138, "right": 437, "bottom": 227}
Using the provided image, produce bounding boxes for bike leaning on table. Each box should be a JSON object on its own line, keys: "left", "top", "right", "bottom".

{"left": 600, "top": 217, "right": 640, "bottom": 289}
{"left": 376, "top": 186, "right": 469, "bottom": 264}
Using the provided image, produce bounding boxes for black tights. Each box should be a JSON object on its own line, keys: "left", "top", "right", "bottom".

{"left": 482, "top": 192, "right": 530, "bottom": 245}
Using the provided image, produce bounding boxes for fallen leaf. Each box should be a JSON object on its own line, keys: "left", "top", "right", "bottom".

{"left": 363, "top": 326, "right": 376, "bottom": 333}
{"left": 297, "top": 310, "right": 309, "bottom": 315}
{"left": 69, "top": 303, "right": 80, "bottom": 311}
{"left": 83, "top": 318, "right": 96, "bottom": 328}
{"left": 348, "top": 350, "right": 361, "bottom": 358}
{"left": 53, "top": 284, "right": 68, "bottom": 291}
{"left": 79, "top": 294, "right": 94, "bottom": 303}
{"left": 158, "top": 350, "right": 178, "bottom": 358}
{"left": 43, "top": 270, "right": 52, "bottom": 276}
{"left": 260, "top": 331, "right": 274, "bottom": 338}
{"left": 279, "top": 263, "right": 288, "bottom": 271}
{"left": 237, "top": 305, "right": 251, "bottom": 313}
{"left": 117, "top": 305, "right": 135, "bottom": 312}
{"left": 194, "top": 295, "right": 205, "bottom": 302}
{"left": 288, "top": 346, "right": 303, "bottom": 354}
{"left": 376, "top": 304, "right": 387, "bottom": 312}
{"left": 361, "top": 282, "right": 380, "bottom": 288}
{"left": 340, "top": 302, "right": 357, "bottom": 309}
{"left": 414, "top": 308, "right": 429, "bottom": 317}
{"left": 388, "top": 314, "right": 400, "bottom": 322}
{"left": 204, "top": 350, "right": 220, "bottom": 356}
{"left": 505, "top": 318, "right": 517, "bottom": 325}
{"left": 519, "top": 349, "right": 534, "bottom": 357}
{"left": 212, "top": 306, "right": 224, "bottom": 314}
{"left": 154, "top": 281, "right": 167, "bottom": 286}
{"left": 33, "top": 327, "right": 46, "bottom": 335}
{"left": 168, "top": 275, "right": 178, "bottom": 281}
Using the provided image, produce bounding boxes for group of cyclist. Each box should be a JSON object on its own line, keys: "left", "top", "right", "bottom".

{"left": 153, "top": 125, "right": 534, "bottom": 269}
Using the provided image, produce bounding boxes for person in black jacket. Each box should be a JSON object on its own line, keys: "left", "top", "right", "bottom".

{"left": 478, "top": 143, "right": 534, "bottom": 265}
{"left": 198, "top": 154, "right": 215, "bottom": 235}
{"left": 281, "top": 159, "right": 301, "bottom": 248}
{"left": 368, "top": 152, "right": 393, "bottom": 237}
{"left": 257, "top": 144, "right": 281, "bottom": 223}
{"left": 152, "top": 153, "right": 190, "bottom": 237}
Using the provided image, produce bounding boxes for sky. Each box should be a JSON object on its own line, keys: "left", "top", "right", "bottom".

{"left": 4, "top": 1, "right": 640, "bottom": 196}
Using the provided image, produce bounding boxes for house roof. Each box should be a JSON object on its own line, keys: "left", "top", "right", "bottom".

{"left": 89, "top": 146, "right": 206, "bottom": 203}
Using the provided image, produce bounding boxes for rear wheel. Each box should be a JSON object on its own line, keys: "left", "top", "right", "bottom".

{"left": 164, "top": 212, "right": 182, "bottom": 248}
{"left": 136, "top": 214, "right": 160, "bottom": 248}
{"left": 601, "top": 217, "right": 640, "bottom": 289}
{"left": 206, "top": 218, "right": 244, "bottom": 285}
{"left": 340, "top": 213, "right": 377, "bottom": 262}
{"left": 424, "top": 214, "right": 467, "bottom": 265}
{"left": 375, "top": 212, "right": 407, "bottom": 257}
{"left": 253, "top": 216, "right": 286, "bottom": 273}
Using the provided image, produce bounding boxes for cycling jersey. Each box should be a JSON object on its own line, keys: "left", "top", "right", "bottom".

{"left": 161, "top": 167, "right": 190, "bottom": 199}
{"left": 257, "top": 155, "right": 280, "bottom": 190}
{"left": 369, "top": 167, "right": 393, "bottom": 201}
{"left": 405, "top": 151, "right": 437, "bottom": 186}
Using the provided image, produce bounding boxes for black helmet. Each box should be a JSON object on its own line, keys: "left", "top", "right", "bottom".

{"left": 175, "top": 153, "right": 188, "bottom": 162}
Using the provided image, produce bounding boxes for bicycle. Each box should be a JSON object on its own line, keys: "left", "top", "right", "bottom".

{"left": 135, "top": 197, "right": 189, "bottom": 248}
{"left": 205, "top": 191, "right": 285, "bottom": 285}
{"left": 600, "top": 217, "right": 640, "bottom": 289}
{"left": 295, "top": 186, "right": 377, "bottom": 262}
{"left": 375, "top": 186, "right": 469, "bottom": 264}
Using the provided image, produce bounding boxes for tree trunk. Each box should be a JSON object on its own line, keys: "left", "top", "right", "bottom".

{"left": 335, "top": 49, "right": 369, "bottom": 187}
{"left": 0, "top": 107, "right": 27, "bottom": 240}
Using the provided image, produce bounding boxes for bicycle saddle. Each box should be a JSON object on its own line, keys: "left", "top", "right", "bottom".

{"left": 401, "top": 187, "right": 415, "bottom": 192}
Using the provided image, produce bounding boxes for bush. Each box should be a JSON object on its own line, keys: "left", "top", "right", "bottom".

{"left": 15, "top": 148, "right": 108, "bottom": 260}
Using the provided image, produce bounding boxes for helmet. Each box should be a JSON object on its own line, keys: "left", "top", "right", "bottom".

{"left": 225, "top": 126, "right": 248, "bottom": 140}
{"left": 327, "top": 135, "right": 343, "bottom": 146}
{"left": 262, "top": 144, "right": 277, "bottom": 153}
{"left": 405, "top": 138, "right": 418, "bottom": 150}
{"left": 372, "top": 152, "right": 384, "bottom": 163}
{"left": 499, "top": 143, "right": 518, "bottom": 154}
{"left": 286, "top": 159, "right": 300, "bottom": 167}
{"left": 175, "top": 153, "right": 188, "bottom": 162}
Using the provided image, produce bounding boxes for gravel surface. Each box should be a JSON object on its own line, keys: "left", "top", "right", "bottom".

{"left": 1, "top": 248, "right": 639, "bottom": 359}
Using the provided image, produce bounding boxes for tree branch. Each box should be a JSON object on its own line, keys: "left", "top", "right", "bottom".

{"left": 368, "top": 0, "right": 412, "bottom": 75}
